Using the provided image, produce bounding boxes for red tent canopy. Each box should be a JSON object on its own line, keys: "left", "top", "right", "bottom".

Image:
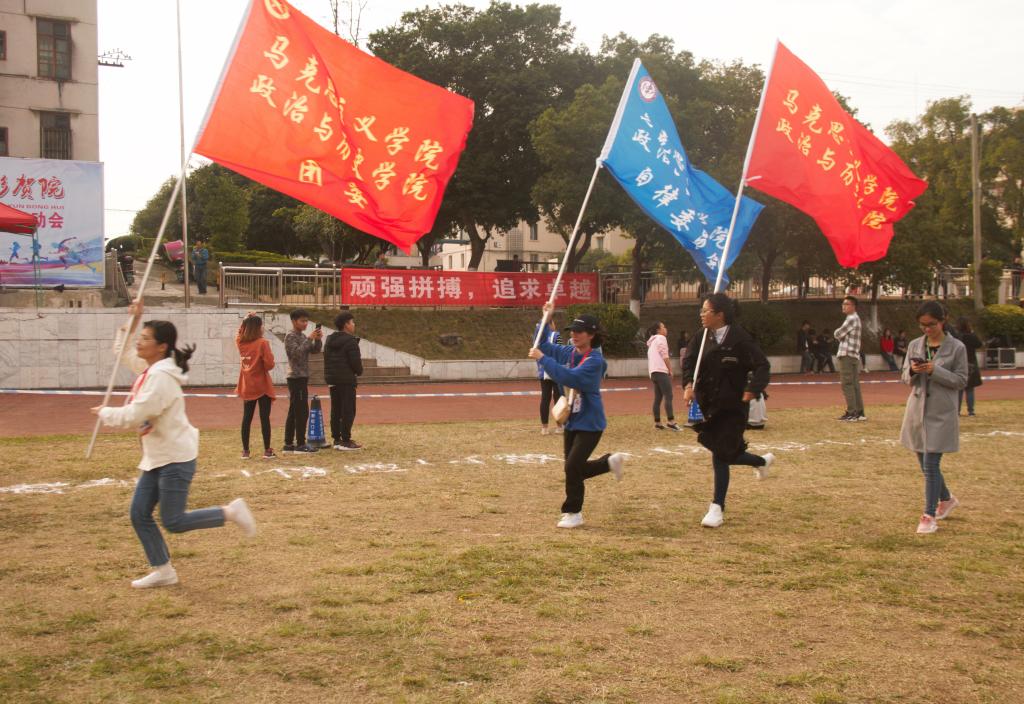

{"left": 0, "top": 202, "right": 37, "bottom": 235}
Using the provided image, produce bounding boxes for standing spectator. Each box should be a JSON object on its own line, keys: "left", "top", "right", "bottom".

{"left": 812, "top": 330, "right": 836, "bottom": 373}
{"left": 190, "top": 239, "right": 209, "bottom": 295}
{"left": 900, "top": 301, "right": 967, "bottom": 534}
{"left": 834, "top": 296, "right": 865, "bottom": 421}
{"left": 324, "top": 311, "right": 363, "bottom": 450}
{"left": 92, "top": 301, "right": 257, "bottom": 589}
{"left": 894, "top": 329, "right": 909, "bottom": 368}
{"left": 682, "top": 293, "right": 773, "bottom": 529}
{"left": 236, "top": 314, "right": 276, "bottom": 459}
{"left": 676, "top": 329, "right": 690, "bottom": 370}
{"left": 879, "top": 328, "right": 899, "bottom": 371}
{"left": 796, "top": 320, "right": 814, "bottom": 373}
{"left": 528, "top": 302, "right": 625, "bottom": 529}
{"left": 536, "top": 317, "right": 562, "bottom": 435}
{"left": 283, "top": 309, "right": 323, "bottom": 453}
{"left": 646, "top": 321, "right": 680, "bottom": 430}
{"left": 955, "top": 317, "right": 983, "bottom": 417}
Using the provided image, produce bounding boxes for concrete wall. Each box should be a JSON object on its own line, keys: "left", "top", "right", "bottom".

{"left": 0, "top": 308, "right": 288, "bottom": 389}
{"left": 0, "top": 307, "right": 1015, "bottom": 390}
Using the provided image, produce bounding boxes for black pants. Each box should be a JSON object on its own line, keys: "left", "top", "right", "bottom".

{"left": 650, "top": 371, "right": 674, "bottom": 422}
{"left": 194, "top": 266, "right": 207, "bottom": 294}
{"left": 562, "top": 429, "right": 610, "bottom": 513}
{"left": 712, "top": 451, "right": 766, "bottom": 509}
{"left": 539, "top": 379, "right": 561, "bottom": 425}
{"left": 285, "top": 377, "right": 310, "bottom": 446}
{"left": 241, "top": 395, "right": 272, "bottom": 452}
{"left": 329, "top": 384, "right": 357, "bottom": 443}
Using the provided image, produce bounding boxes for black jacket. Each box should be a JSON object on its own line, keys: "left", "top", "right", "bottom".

{"left": 682, "top": 325, "right": 770, "bottom": 421}
{"left": 323, "top": 331, "right": 363, "bottom": 385}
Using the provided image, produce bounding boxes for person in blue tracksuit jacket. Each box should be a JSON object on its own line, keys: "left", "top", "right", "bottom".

{"left": 529, "top": 302, "right": 625, "bottom": 529}
{"left": 535, "top": 317, "right": 563, "bottom": 435}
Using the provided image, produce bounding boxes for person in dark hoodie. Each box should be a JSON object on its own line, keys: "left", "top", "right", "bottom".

{"left": 529, "top": 302, "right": 625, "bottom": 529}
{"left": 682, "top": 293, "right": 773, "bottom": 529}
{"left": 323, "top": 311, "right": 363, "bottom": 450}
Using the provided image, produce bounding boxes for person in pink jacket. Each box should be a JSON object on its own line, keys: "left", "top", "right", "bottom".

{"left": 646, "top": 322, "right": 680, "bottom": 430}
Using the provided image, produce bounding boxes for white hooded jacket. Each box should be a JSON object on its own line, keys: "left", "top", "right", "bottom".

{"left": 98, "top": 342, "right": 199, "bottom": 471}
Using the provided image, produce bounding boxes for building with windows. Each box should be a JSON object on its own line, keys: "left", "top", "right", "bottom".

{"left": 0, "top": 1, "right": 98, "bottom": 160}
{"left": 435, "top": 218, "right": 634, "bottom": 272}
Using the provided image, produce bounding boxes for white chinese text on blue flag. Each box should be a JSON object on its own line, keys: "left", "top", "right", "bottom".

{"left": 599, "top": 60, "right": 763, "bottom": 284}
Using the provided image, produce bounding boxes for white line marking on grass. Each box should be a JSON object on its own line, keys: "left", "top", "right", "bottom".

{"left": 0, "top": 482, "right": 71, "bottom": 494}
{"left": 345, "top": 463, "right": 405, "bottom": 475}
{"left": 76, "top": 478, "right": 131, "bottom": 490}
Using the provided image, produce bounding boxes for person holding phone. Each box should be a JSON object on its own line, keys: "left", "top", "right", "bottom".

{"left": 283, "top": 309, "right": 323, "bottom": 453}
{"left": 900, "top": 301, "right": 968, "bottom": 535}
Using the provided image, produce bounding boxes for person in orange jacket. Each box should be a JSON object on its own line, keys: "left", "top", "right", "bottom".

{"left": 236, "top": 313, "right": 276, "bottom": 459}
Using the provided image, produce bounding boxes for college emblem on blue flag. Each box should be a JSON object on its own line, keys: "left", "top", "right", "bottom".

{"left": 599, "top": 59, "right": 764, "bottom": 284}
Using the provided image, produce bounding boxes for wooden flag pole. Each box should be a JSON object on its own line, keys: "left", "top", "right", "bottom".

{"left": 532, "top": 160, "right": 603, "bottom": 347}
{"left": 687, "top": 40, "right": 779, "bottom": 398}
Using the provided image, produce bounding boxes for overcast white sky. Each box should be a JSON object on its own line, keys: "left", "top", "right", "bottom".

{"left": 96, "top": 0, "right": 1024, "bottom": 238}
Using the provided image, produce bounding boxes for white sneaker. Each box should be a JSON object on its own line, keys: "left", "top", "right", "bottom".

{"left": 131, "top": 564, "right": 178, "bottom": 589}
{"left": 227, "top": 498, "right": 257, "bottom": 538}
{"left": 754, "top": 452, "right": 775, "bottom": 480}
{"left": 701, "top": 503, "right": 724, "bottom": 528}
{"left": 608, "top": 453, "right": 625, "bottom": 482}
{"left": 556, "top": 512, "right": 583, "bottom": 529}
{"left": 540, "top": 426, "right": 550, "bottom": 436}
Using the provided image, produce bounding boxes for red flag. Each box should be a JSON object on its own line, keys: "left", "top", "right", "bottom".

{"left": 746, "top": 42, "right": 926, "bottom": 267}
{"left": 195, "top": 0, "right": 474, "bottom": 251}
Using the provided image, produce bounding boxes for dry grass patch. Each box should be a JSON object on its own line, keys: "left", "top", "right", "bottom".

{"left": 1, "top": 402, "right": 1023, "bottom": 702}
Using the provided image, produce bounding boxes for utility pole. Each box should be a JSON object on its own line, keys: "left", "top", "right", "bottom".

{"left": 177, "top": 0, "right": 191, "bottom": 308}
{"left": 971, "top": 113, "right": 983, "bottom": 311}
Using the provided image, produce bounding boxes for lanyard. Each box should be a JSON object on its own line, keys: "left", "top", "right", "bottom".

{"left": 570, "top": 349, "right": 591, "bottom": 369}
{"left": 126, "top": 367, "right": 150, "bottom": 404}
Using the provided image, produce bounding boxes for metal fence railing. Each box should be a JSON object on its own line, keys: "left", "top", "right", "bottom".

{"left": 104, "top": 252, "right": 129, "bottom": 302}
{"left": 219, "top": 265, "right": 342, "bottom": 308}
{"left": 598, "top": 267, "right": 1019, "bottom": 304}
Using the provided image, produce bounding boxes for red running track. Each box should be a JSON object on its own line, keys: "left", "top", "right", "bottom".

{"left": 1, "top": 370, "right": 1022, "bottom": 438}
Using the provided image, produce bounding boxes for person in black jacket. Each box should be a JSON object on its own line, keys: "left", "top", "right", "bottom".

{"left": 324, "top": 311, "right": 364, "bottom": 450}
{"left": 682, "top": 293, "right": 773, "bottom": 528}
{"left": 796, "top": 320, "right": 813, "bottom": 373}
{"left": 954, "top": 317, "right": 983, "bottom": 417}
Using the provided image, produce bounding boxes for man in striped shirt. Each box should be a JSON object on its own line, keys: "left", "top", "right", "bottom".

{"left": 834, "top": 296, "right": 866, "bottom": 421}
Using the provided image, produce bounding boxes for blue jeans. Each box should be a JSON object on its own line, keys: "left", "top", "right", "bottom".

{"left": 916, "top": 452, "right": 951, "bottom": 517}
{"left": 130, "top": 459, "right": 225, "bottom": 566}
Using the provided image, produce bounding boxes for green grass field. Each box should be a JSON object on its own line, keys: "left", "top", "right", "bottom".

{"left": 2, "top": 402, "right": 1022, "bottom": 703}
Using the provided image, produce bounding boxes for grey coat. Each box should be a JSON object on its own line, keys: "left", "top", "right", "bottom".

{"left": 899, "top": 334, "right": 968, "bottom": 453}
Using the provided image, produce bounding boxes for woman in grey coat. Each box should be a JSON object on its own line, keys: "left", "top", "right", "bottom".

{"left": 899, "top": 301, "right": 968, "bottom": 535}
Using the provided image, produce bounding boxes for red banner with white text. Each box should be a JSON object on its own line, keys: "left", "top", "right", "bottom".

{"left": 341, "top": 269, "right": 599, "bottom": 307}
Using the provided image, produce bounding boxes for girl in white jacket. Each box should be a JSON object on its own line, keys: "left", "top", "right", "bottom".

{"left": 92, "top": 303, "right": 256, "bottom": 589}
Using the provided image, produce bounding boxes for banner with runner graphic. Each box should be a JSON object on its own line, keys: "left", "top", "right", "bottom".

{"left": 0, "top": 157, "right": 104, "bottom": 287}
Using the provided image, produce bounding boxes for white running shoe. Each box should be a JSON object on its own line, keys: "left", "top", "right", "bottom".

{"left": 131, "top": 564, "right": 178, "bottom": 589}
{"left": 701, "top": 503, "right": 724, "bottom": 528}
{"left": 608, "top": 453, "right": 625, "bottom": 482}
{"left": 556, "top": 512, "right": 583, "bottom": 529}
{"left": 541, "top": 426, "right": 550, "bottom": 436}
{"left": 754, "top": 452, "right": 775, "bottom": 480}
{"left": 227, "top": 498, "right": 257, "bottom": 538}
{"left": 935, "top": 496, "right": 959, "bottom": 520}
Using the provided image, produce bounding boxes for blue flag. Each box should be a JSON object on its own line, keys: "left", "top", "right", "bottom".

{"left": 599, "top": 60, "right": 763, "bottom": 284}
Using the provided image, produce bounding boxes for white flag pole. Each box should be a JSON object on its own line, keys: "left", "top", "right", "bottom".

{"left": 86, "top": 2, "right": 256, "bottom": 458}
{"left": 688, "top": 41, "right": 779, "bottom": 397}
{"left": 532, "top": 59, "right": 643, "bottom": 348}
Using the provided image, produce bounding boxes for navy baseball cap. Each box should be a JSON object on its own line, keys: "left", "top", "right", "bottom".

{"left": 565, "top": 314, "right": 598, "bottom": 333}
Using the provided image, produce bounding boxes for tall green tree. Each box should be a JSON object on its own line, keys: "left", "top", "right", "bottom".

{"left": 369, "top": 2, "right": 594, "bottom": 269}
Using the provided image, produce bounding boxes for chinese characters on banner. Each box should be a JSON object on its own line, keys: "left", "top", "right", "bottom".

{"left": 194, "top": 0, "right": 474, "bottom": 251}
{"left": 0, "top": 157, "right": 104, "bottom": 287}
{"left": 746, "top": 42, "right": 927, "bottom": 268}
{"left": 600, "top": 60, "right": 763, "bottom": 284}
{"left": 341, "top": 269, "right": 599, "bottom": 307}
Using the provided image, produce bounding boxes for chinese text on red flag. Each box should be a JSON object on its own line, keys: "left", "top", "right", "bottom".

{"left": 195, "top": 0, "right": 474, "bottom": 250}
{"left": 746, "top": 42, "right": 927, "bottom": 268}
